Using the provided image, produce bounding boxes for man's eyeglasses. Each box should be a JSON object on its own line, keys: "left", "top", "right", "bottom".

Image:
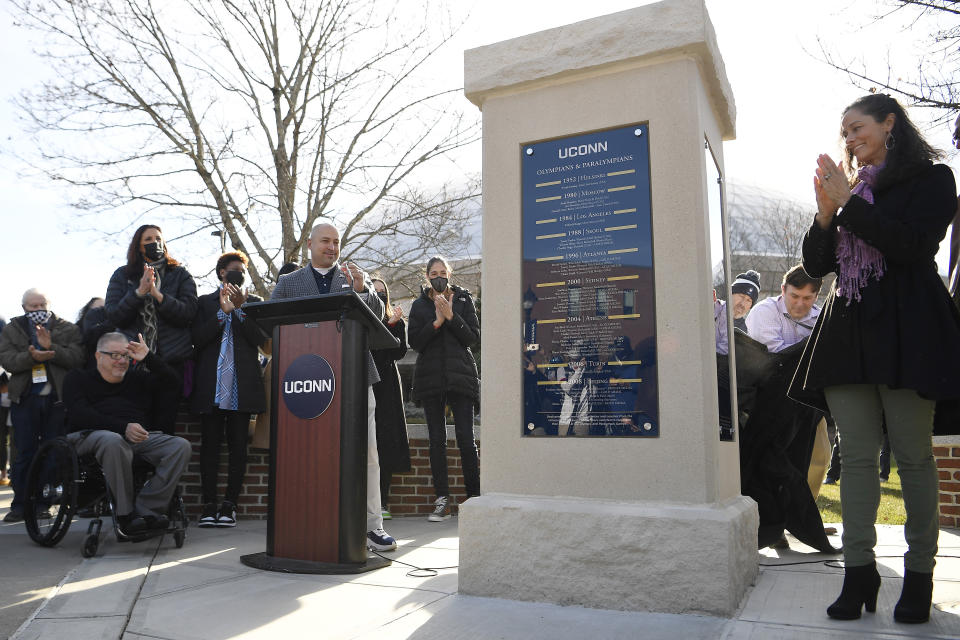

{"left": 98, "top": 351, "right": 130, "bottom": 362}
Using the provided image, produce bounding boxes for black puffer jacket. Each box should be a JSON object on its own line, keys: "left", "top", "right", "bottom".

{"left": 105, "top": 263, "right": 198, "bottom": 363}
{"left": 408, "top": 285, "right": 480, "bottom": 405}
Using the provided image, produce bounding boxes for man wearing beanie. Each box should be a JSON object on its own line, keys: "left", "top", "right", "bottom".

{"left": 730, "top": 270, "right": 761, "bottom": 332}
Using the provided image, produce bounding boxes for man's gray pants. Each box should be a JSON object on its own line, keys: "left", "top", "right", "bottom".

{"left": 67, "top": 430, "right": 191, "bottom": 517}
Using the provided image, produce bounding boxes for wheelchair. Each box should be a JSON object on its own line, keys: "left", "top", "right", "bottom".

{"left": 22, "top": 436, "right": 187, "bottom": 557}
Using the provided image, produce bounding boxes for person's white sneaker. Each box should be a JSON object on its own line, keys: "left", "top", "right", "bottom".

{"left": 366, "top": 528, "right": 397, "bottom": 551}
{"left": 427, "top": 496, "right": 451, "bottom": 522}
{"left": 198, "top": 502, "right": 217, "bottom": 528}
{"left": 215, "top": 500, "right": 237, "bottom": 528}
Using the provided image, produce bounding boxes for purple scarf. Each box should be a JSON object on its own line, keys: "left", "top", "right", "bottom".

{"left": 836, "top": 164, "right": 886, "bottom": 304}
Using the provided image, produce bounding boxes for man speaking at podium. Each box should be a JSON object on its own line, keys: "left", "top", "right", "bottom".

{"left": 271, "top": 221, "right": 396, "bottom": 552}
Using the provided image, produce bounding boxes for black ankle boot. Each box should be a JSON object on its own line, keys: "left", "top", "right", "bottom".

{"left": 827, "top": 562, "right": 881, "bottom": 620}
{"left": 894, "top": 569, "right": 933, "bottom": 624}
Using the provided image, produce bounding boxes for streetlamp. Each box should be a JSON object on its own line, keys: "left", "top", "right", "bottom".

{"left": 210, "top": 229, "right": 226, "bottom": 253}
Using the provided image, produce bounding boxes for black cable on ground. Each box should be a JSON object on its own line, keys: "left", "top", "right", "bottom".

{"left": 759, "top": 554, "right": 960, "bottom": 568}
{"left": 369, "top": 549, "right": 458, "bottom": 578}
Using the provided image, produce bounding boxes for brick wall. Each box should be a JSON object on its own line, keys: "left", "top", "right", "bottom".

{"left": 935, "top": 436, "right": 960, "bottom": 528}
{"left": 173, "top": 405, "right": 478, "bottom": 520}
{"left": 165, "top": 406, "right": 960, "bottom": 527}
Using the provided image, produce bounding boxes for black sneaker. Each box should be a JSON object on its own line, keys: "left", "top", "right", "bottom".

{"left": 3, "top": 510, "right": 24, "bottom": 523}
{"left": 143, "top": 514, "right": 170, "bottom": 530}
{"left": 117, "top": 513, "right": 147, "bottom": 536}
{"left": 215, "top": 501, "right": 237, "bottom": 528}
{"left": 198, "top": 502, "right": 218, "bottom": 528}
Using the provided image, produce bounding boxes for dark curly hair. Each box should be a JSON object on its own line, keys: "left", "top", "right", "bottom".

{"left": 841, "top": 93, "right": 940, "bottom": 191}
{"left": 215, "top": 251, "right": 249, "bottom": 278}
{"left": 125, "top": 224, "right": 181, "bottom": 278}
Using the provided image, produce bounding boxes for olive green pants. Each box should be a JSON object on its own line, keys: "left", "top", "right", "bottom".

{"left": 824, "top": 385, "right": 939, "bottom": 573}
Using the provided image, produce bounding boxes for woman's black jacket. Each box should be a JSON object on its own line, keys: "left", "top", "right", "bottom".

{"left": 190, "top": 290, "right": 267, "bottom": 415}
{"left": 791, "top": 162, "right": 960, "bottom": 410}
{"left": 372, "top": 318, "right": 411, "bottom": 474}
{"left": 105, "top": 264, "right": 198, "bottom": 363}
{"left": 408, "top": 285, "right": 480, "bottom": 405}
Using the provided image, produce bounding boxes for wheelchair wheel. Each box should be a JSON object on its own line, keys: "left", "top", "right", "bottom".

{"left": 81, "top": 516, "right": 103, "bottom": 557}
{"left": 81, "top": 533, "right": 99, "bottom": 558}
{"left": 169, "top": 494, "right": 187, "bottom": 549}
{"left": 24, "top": 437, "right": 79, "bottom": 547}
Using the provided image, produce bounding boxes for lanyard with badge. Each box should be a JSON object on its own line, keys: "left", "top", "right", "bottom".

{"left": 32, "top": 363, "right": 48, "bottom": 384}
{"left": 781, "top": 313, "right": 815, "bottom": 331}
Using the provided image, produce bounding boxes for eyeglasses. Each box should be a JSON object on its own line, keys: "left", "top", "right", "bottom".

{"left": 98, "top": 351, "right": 130, "bottom": 362}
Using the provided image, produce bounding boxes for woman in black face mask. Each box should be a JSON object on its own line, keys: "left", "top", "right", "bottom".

{"left": 191, "top": 251, "right": 267, "bottom": 528}
{"left": 369, "top": 278, "right": 411, "bottom": 520}
{"left": 105, "top": 224, "right": 198, "bottom": 435}
{"left": 407, "top": 257, "right": 481, "bottom": 522}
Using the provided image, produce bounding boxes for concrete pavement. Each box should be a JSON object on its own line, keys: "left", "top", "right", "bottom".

{"left": 3, "top": 499, "right": 960, "bottom": 639}
{"left": 0, "top": 485, "right": 90, "bottom": 640}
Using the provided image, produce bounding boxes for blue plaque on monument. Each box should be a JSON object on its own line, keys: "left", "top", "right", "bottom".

{"left": 521, "top": 124, "right": 658, "bottom": 437}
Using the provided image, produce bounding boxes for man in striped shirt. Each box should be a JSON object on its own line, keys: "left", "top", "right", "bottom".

{"left": 746, "top": 265, "right": 822, "bottom": 354}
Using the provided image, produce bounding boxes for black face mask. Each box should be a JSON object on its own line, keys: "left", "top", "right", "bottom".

{"left": 430, "top": 276, "right": 448, "bottom": 293}
{"left": 143, "top": 241, "right": 165, "bottom": 262}
{"left": 224, "top": 270, "right": 245, "bottom": 287}
{"left": 376, "top": 292, "right": 388, "bottom": 304}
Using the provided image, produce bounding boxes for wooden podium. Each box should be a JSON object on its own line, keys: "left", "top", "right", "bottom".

{"left": 239, "top": 291, "right": 400, "bottom": 574}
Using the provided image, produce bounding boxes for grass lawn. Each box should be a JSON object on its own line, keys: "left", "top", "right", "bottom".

{"left": 816, "top": 460, "right": 907, "bottom": 525}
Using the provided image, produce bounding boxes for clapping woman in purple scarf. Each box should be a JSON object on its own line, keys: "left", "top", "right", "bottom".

{"left": 792, "top": 93, "right": 960, "bottom": 624}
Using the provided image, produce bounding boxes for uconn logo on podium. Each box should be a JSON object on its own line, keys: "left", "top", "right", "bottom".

{"left": 282, "top": 354, "right": 336, "bottom": 419}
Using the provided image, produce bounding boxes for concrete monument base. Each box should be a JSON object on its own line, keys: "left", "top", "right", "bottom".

{"left": 459, "top": 494, "right": 758, "bottom": 617}
{"left": 461, "top": 0, "right": 755, "bottom": 618}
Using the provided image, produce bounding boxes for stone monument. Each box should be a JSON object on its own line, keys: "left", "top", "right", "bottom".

{"left": 460, "top": 0, "right": 758, "bottom": 616}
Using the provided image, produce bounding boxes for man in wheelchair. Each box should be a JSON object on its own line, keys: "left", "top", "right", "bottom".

{"left": 62, "top": 331, "right": 191, "bottom": 536}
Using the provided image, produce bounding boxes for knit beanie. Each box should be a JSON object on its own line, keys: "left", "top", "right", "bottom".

{"left": 731, "top": 270, "right": 761, "bottom": 304}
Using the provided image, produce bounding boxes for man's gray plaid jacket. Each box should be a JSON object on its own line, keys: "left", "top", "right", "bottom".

{"left": 269, "top": 265, "right": 383, "bottom": 386}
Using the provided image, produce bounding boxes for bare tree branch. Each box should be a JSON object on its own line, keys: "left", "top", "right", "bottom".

{"left": 724, "top": 183, "right": 818, "bottom": 295}
{"left": 9, "top": 0, "right": 480, "bottom": 296}
{"left": 814, "top": 1, "right": 960, "bottom": 118}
